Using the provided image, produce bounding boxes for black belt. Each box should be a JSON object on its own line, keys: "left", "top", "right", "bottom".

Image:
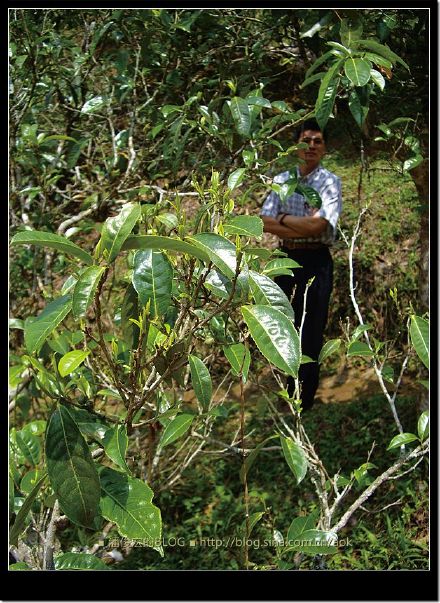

{"left": 281, "top": 240, "right": 328, "bottom": 250}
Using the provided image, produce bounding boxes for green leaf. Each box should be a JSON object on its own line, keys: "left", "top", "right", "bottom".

{"left": 229, "top": 96, "right": 251, "bottom": 137}
{"left": 249, "top": 271, "right": 295, "bottom": 320}
{"left": 387, "top": 432, "right": 419, "bottom": 450}
{"left": 188, "top": 355, "right": 212, "bottom": 411}
{"left": 348, "top": 89, "right": 369, "bottom": 129}
{"left": 241, "top": 305, "right": 300, "bottom": 378}
{"left": 403, "top": 155, "right": 423, "bottom": 172}
{"left": 72, "top": 266, "right": 106, "bottom": 319}
{"left": 103, "top": 425, "right": 131, "bottom": 473}
{"left": 409, "top": 315, "right": 429, "bottom": 368}
{"left": 280, "top": 437, "right": 307, "bottom": 485}
{"left": 347, "top": 341, "right": 374, "bottom": 358}
{"left": 227, "top": 168, "right": 247, "bottom": 191}
{"left": 326, "top": 41, "right": 351, "bottom": 55}
{"left": 58, "top": 350, "right": 90, "bottom": 377}
{"left": 132, "top": 250, "right": 173, "bottom": 318}
{"left": 351, "top": 323, "right": 372, "bottom": 341}
{"left": 364, "top": 52, "right": 393, "bottom": 70}
{"left": 9, "top": 473, "right": 47, "bottom": 546}
{"left": 99, "top": 467, "right": 162, "bottom": 552}
{"left": 262, "top": 258, "right": 301, "bottom": 278}
{"left": 223, "top": 216, "right": 263, "bottom": 239}
{"left": 20, "top": 469, "right": 43, "bottom": 495}
{"left": 55, "top": 552, "right": 109, "bottom": 571}
{"left": 81, "top": 95, "right": 106, "bottom": 114}
{"left": 417, "top": 411, "right": 429, "bottom": 442}
{"left": 156, "top": 213, "right": 179, "bottom": 230}
{"left": 158, "top": 414, "right": 195, "bottom": 448}
{"left": 15, "top": 429, "right": 41, "bottom": 466}
{"left": 9, "top": 562, "right": 31, "bottom": 570}
{"left": 287, "top": 509, "right": 320, "bottom": 542}
{"left": 315, "top": 65, "right": 341, "bottom": 129}
{"left": 188, "top": 233, "right": 237, "bottom": 280}
{"left": 295, "top": 184, "right": 322, "bottom": 208}
{"left": 353, "top": 39, "right": 410, "bottom": 71}
{"left": 46, "top": 404, "right": 100, "bottom": 527}
{"left": 39, "top": 134, "right": 79, "bottom": 144}
{"left": 10, "top": 231, "right": 93, "bottom": 266}
{"left": 370, "top": 69, "right": 385, "bottom": 91}
{"left": 344, "top": 58, "right": 372, "bottom": 86}
{"left": 10, "top": 318, "right": 24, "bottom": 330}
{"left": 24, "top": 295, "right": 72, "bottom": 355}
{"left": 318, "top": 339, "right": 341, "bottom": 363}
{"left": 223, "top": 343, "right": 251, "bottom": 382}
{"left": 99, "top": 203, "right": 141, "bottom": 263}
{"left": 239, "top": 434, "right": 279, "bottom": 484}
{"left": 122, "top": 235, "right": 210, "bottom": 263}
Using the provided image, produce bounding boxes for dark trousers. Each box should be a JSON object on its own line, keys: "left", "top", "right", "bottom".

{"left": 275, "top": 247, "right": 333, "bottom": 410}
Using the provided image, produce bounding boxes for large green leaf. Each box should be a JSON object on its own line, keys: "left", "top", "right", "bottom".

{"left": 353, "top": 39, "right": 410, "bottom": 70}
{"left": 9, "top": 473, "right": 47, "bottom": 546}
{"left": 58, "top": 350, "right": 90, "bottom": 377}
{"left": 223, "top": 343, "right": 251, "bottom": 382}
{"left": 370, "top": 69, "right": 385, "bottom": 91}
{"left": 262, "top": 258, "right": 301, "bottom": 278}
{"left": 315, "top": 60, "right": 343, "bottom": 130}
{"left": 72, "top": 266, "right": 106, "bottom": 319}
{"left": 99, "top": 203, "right": 141, "bottom": 263}
{"left": 24, "top": 295, "right": 72, "bottom": 354}
{"left": 99, "top": 467, "right": 162, "bottom": 552}
{"left": 122, "top": 235, "right": 210, "bottom": 263}
{"left": 10, "top": 231, "right": 93, "bottom": 266}
{"left": 344, "top": 58, "right": 372, "bottom": 86}
{"left": 409, "top": 315, "right": 429, "bottom": 369}
{"left": 280, "top": 437, "right": 307, "bottom": 485}
{"left": 187, "top": 233, "right": 237, "bottom": 280}
{"left": 55, "top": 552, "right": 109, "bottom": 571}
{"left": 223, "top": 216, "right": 263, "bottom": 239}
{"left": 102, "top": 425, "right": 131, "bottom": 473}
{"left": 158, "top": 413, "right": 195, "bottom": 448}
{"left": 227, "top": 168, "right": 247, "bottom": 191}
{"left": 45, "top": 404, "right": 100, "bottom": 527}
{"left": 188, "top": 355, "right": 212, "bottom": 411}
{"left": 248, "top": 271, "right": 295, "bottom": 320}
{"left": 132, "top": 249, "right": 173, "bottom": 317}
{"left": 241, "top": 305, "right": 300, "bottom": 377}
{"left": 229, "top": 96, "right": 251, "bottom": 137}
{"left": 347, "top": 341, "right": 374, "bottom": 358}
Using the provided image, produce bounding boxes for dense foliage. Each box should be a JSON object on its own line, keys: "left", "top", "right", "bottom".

{"left": 9, "top": 9, "right": 429, "bottom": 573}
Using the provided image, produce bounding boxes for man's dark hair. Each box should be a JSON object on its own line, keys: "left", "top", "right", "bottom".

{"left": 296, "top": 119, "right": 326, "bottom": 142}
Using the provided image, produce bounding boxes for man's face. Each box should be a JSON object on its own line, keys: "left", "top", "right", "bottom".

{"left": 297, "top": 129, "right": 326, "bottom": 169}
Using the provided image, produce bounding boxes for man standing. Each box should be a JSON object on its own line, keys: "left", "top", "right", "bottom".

{"left": 260, "top": 119, "right": 342, "bottom": 410}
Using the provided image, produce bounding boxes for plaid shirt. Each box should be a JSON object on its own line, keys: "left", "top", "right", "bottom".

{"left": 260, "top": 165, "right": 342, "bottom": 245}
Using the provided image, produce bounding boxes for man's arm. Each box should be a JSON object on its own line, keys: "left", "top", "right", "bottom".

{"left": 262, "top": 213, "right": 328, "bottom": 239}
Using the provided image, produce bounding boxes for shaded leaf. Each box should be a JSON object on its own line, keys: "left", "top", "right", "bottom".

{"left": 227, "top": 168, "right": 246, "bottom": 191}
{"left": 287, "top": 509, "right": 320, "bottom": 542}
{"left": 99, "top": 467, "right": 162, "bottom": 553}
{"left": 318, "top": 339, "right": 341, "bottom": 364}
{"left": 417, "top": 411, "right": 429, "bottom": 442}
{"left": 347, "top": 341, "right": 374, "bottom": 358}
{"left": 240, "top": 434, "right": 279, "bottom": 484}
{"left": 55, "top": 552, "right": 109, "bottom": 571}
{"left": 24, "top": 295, "right": 72, "bottom": 355}
{"left": 409, "top": 315, "right": 429, "bottom": 368}
{"left": 223, "top": 343, "right": 251, "bottom": 383}
{"left": 9, "top": 473, "right": 47, "bottom": 546}
{"left": 122, "top": 235, "right": 210, "bottom": 263}
{"left": 387, "top": 432, "right": 418, "bottom": 450}
{"left": 229, "top": 96, "right": 251, "bottom": 137}
{"left": 46, "top": 404, "right": 100, "bottom": 527}
{"left": 103, "top": 425, "right": 131, "bottom": 473}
